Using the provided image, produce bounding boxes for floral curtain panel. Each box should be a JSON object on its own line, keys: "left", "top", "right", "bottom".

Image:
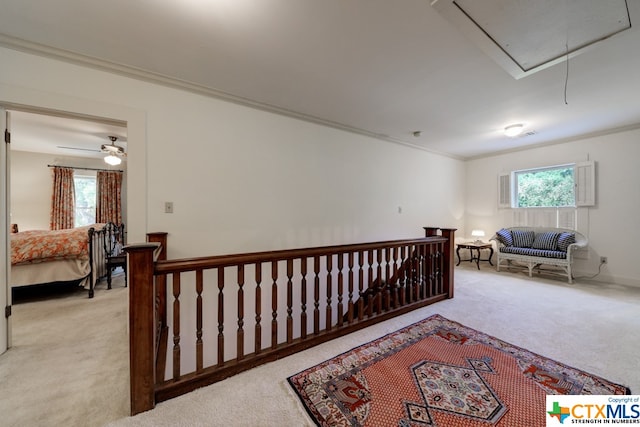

{"left": 96, "top": 170, "right": 123, "bottom": 224}
{"left": 50, "top": 166, "right": 75, "bottom": 230}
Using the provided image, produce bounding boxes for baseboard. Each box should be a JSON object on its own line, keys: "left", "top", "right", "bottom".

{"left": 576, "top": 272, "right": 640, "bottom": 289}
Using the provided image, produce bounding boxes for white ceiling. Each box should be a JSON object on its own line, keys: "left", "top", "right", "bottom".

{"left": 1, "top": 0, "right": 640, "bottom": 160}
{"left": 8, "top": 110, "right": 127, "bottom": 160}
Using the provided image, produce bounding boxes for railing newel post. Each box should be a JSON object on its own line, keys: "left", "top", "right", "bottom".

{"left": 125, "top": 242, "right": 160, "bottom": 415}
{"left": 437, "top": 228, "right": 457, "bottom": 299}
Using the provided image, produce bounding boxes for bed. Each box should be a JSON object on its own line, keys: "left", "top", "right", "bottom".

{"left": 10, "top": 224, "right": 110, "bottom": 298}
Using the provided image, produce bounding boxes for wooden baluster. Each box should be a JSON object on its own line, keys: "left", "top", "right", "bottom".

{"left": 416, "top": 244, "right": 423, "bottom": 300}
{"left": 424, "top": 244, "right": 435, "bottom": 298}
{"left": 347, "top": 252, "right": 354, "bottom": 324}
{"left": 399, "top": 245, "right": 407, "bottom": 306}
{"left": 419, "top": 244, "right": 426, "bottom": 300}
{"left": 367, "top": 250, "right": 374, "bottom": 317}
{"left": 300, "top": 257, "right": 308, "bottom": 340}
{"left": 217, "top": 268, "right": 224, "bottom": 367}
{"left": 255, "top": 262, "right": 262, "bottom": 354}
{"left": 427, "top": 244, "right": 433, "bottom": 297}
{"left": 172, "top": 273, "right": 181, "bottom": 381}
{"left": 146, "top": 232, "right": 168, "bottom": 353}
{"left": 196, "top": 269, "right": 203, "bottom": 373}
{"left": 237, "top": 264, "right": 245, "bottom": 361}
{"left": 384, "top": 247, "right": 391, "bottom": 311}
{"left": 375, "top": 248, "right": 382, "bottom": 314}
{"left": 406, "top": 246, "right": 413, "bottom": 304}
{"left": 441, "top": 241, "right": 446, "bottom": 294}
{"left": 313, "top": 256, "right": 320, "bottom": 335}
{"left": 286, "top": 259, "right": 293, "bottom": 344}
{"left": 391, "top": 246, "right": 398, "bottom": 309}
{"left": 412, "top": 246, "right": 419, "bottom": 303}
{"left": 431, "top": 243, "right": 437, "bottom": 297}
{"left": 438, "top": 241, "right": 444, "bottom": 294}
{"left": 271, "top": 261, "right": 278, "bottom": 349}
{"left": 325, "top": 254, "right": 333, "bottom": 330}
{"left": 358, "top": 251, "right": 364, "bottom": 321}
{"left": 337, "top": 253, "right": 344, "bottom": 328}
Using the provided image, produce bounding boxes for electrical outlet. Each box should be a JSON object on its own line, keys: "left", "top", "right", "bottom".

{"left": 164, "top": 202, "right": 174, "bottom": 214}
{"left": 600, "top": 256, "right": 607, "bottom": 265}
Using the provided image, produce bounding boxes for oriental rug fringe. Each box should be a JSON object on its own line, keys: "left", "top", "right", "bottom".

{"left": 287, "top": 314, "right": 630, "bottom": 426}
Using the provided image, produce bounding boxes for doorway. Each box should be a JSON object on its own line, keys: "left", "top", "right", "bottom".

{"left": 6, "top": 107, "right": 128, "bottom": 331}
{"left": 0, "top": 105, "right": 133, "bottom": 424}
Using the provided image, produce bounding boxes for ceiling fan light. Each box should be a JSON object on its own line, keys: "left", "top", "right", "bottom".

{"left": 504, "top": 124, "right": 524, "bottom": 137}
{"left": 104, "top": 154, "right": 122, "bottom": 166}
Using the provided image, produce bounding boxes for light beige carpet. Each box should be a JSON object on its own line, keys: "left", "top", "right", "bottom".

{"left": 0, "top": 275, "right": 129, "bottom": 427}
{"left": 1, "top": 266, "right": 639, "bottom": 426}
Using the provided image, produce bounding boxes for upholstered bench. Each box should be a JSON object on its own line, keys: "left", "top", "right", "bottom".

{"left": 490, "top": 227, "right": 588, "bottom": 284}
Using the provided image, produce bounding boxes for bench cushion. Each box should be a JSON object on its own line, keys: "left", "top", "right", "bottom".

{"left": 500, "top": 246, "right": 567, "bottom": 259}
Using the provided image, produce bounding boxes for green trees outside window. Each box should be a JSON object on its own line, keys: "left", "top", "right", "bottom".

{"left": 74, "top": 175, "right": 96, "bottom": 226}
{"left": 515, "top": 166, "right": 575, "bottom": 207}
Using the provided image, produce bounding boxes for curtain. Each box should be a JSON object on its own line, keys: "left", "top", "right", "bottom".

{"left": 50, "top": 166, "right": 75, "bottom": 230}
{"left": 96, "top": 170, "right": 123, "bottom": 224}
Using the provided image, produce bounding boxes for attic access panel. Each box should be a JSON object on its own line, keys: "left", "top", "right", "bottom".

{"left": 432, "top": 0, "right": 631, "bottom": 79}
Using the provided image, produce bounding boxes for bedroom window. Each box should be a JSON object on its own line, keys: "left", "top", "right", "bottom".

{"left": 74, "top": 175, "right": 97, "bottom": 226}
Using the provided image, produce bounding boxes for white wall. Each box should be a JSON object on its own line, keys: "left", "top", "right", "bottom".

{"left": 465, "top": 128, "right": 640, "bottom": 287}
{"left": 1, "top": 46, "right": 465, "bottom": 257}
{"left": 10, "top": 150, "right": 122, "bottom": 230}
{"left": 10, "top": 151, "right": 52, "bottom": 230}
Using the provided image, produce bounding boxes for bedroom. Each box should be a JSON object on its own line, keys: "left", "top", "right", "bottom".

{"left": 1, "top": 1, "right": 640, "bottom": 425}
{"left": 8, "top": 110, "right": 128, "bottom": 299}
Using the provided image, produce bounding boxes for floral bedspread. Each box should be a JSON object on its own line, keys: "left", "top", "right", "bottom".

{"left": 10, "top": 225, "right": 101, "bottom": 265}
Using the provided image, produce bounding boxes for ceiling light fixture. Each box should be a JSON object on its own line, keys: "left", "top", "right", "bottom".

{"left": 504, "top": 124, "right": 524, "bottom": 137}
{"left": 102, "top": 136, "right": 125, "bottom": 165}
{"left": 104, "top": 154, "right": 122, "bottom": 166}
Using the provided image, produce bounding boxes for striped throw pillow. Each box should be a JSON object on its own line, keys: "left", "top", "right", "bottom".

{"left": 511, "top": 230, "right": 535, "bottom": 248}
{"left": 532, "top": 232, "right": 561, "bottom": 251}
{"left": 557, "top": 232, "right": 576, "bottom": 252}
{"left": 495, "top": 228, "right": 513, "bottom": 246}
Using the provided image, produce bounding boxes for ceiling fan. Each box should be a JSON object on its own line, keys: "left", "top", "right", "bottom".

{"left": 57, "top": 135, "right": 126, "bottom": 164}
{"left": 102, "top": 136, "right": 126, "bottom": 165}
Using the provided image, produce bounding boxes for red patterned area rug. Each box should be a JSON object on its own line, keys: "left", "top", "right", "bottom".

{"left": 288, "top": 314, "right": 630, "bottom": 426}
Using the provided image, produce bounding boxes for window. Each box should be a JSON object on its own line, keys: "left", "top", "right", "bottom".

{"left": 498, "top": 161, "right": 595, "bottom": 208}
{"left": 515, "top": 164, "right": 574, "bottom": 207}
{"left": 74, "top": 174, "right": 97, "bottom": 226}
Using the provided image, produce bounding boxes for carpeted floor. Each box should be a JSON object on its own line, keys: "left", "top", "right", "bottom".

{"left": 0, "top": 274, "right": 129, "bottom": 427}
{"left": 1, "top": 265, "right": 639, "bottom": 426}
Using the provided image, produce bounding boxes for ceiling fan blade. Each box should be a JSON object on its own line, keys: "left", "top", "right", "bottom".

{"left": 57, "top": 145, "right": 102, "bottom": 153}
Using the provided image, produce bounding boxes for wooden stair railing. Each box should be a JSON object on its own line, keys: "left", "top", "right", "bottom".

{"left": 126, "top": 227, "right": 455, "bottom": 415}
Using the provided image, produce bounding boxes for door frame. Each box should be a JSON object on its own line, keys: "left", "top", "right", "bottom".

{"left": 0, "top": 92, "right": 147, "bottom": 353}
{"left": 1, "top": 108, "right": 10, "bottom": 354}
